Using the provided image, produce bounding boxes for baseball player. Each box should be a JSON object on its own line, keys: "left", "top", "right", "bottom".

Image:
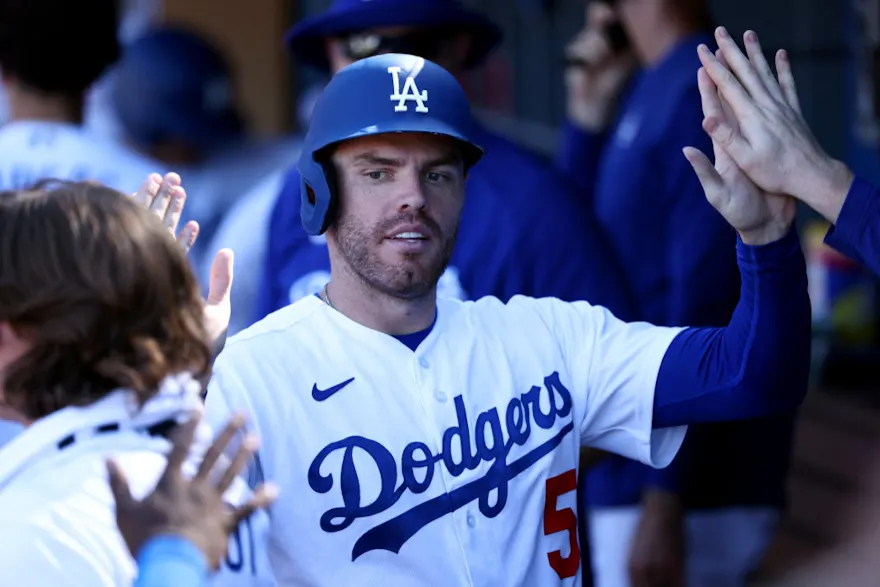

{"left": 254, "top": 0, "right": 636, "bottom": 330}
{"left": 0, "top": 177, "right": 272, "bottom": 587}
{"left": 0, "top": 0, "right": 162, "bottom": 194}
{"left": 204, "top": 53, "right": 810, "bottom": 586}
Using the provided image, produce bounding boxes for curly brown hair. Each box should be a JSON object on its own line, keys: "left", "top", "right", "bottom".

{"left": 0, "top": 180, "right": 210, "bottom": 420}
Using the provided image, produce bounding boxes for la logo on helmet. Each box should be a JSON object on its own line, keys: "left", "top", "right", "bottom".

{"left": 388, "top": 66, "right": 428, "bottom": 113}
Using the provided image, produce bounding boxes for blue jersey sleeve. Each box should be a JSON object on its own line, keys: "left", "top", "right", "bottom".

{"left": 824, "top": 175, "right": 880, "bottom": 276}
{"left": 644, "top": 87, "right": 739, "bottom": 492}
{"left": 254, "top": 167, "right": 301, "bottom": 322}
{"left": 135, "top": 535, "right": 207, "bottom": 587}
{"left": 653, "top": 227, "right": 811, "bottom": 428}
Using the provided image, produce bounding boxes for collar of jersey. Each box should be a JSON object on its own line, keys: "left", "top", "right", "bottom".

{"left": 0, "top": 372, "right": 206, "bottom": 490}
{"left": 307, "top": 294, "right": 456, "bottom": 352}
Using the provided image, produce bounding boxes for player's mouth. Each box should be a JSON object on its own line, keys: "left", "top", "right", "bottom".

{"left": 384, "top": 225, "right": 432, "bottom": 252}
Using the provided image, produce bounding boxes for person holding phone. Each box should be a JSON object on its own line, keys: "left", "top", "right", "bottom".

{"left": 559, "top": 2, "right": 797, "bottom": 587}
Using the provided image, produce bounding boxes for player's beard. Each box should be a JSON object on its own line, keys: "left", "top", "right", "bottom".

{"left": 335, "top": 210, "right": 458, "bottom": 300}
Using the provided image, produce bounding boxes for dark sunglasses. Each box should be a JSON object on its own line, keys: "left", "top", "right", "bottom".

{"left": 338, "top": 29, "right": 455, "bottom": 62}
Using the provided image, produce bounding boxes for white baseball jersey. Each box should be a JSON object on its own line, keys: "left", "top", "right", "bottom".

{"left": 205, "top": 294, "right": 688, "bottom": 586}
{"left": 0, "top": 120, "right": 161, "bottom": 194}
{"left": 0, "top": 376, "right": 275, "bottom": 587}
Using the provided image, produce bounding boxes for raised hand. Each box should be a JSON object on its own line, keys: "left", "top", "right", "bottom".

{"left": 564, "top": 1, "right": 637, "bottom": 131}
{"left": 684, "top": 47, "right": 796, "bottom": 245}
{"left": 696, "top": 27, "right": 854, "bottom": 223}
{"left": 133, "top": 172, "right": 199, "bottom": 252}
{"left": 133, "top": 172, "right": 233, "bottom": 346}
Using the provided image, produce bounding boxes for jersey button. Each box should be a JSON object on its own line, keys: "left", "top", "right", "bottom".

{"left": 434, "top": 390, "right": 447, "bottom": 403}
{"left": 466, "top": 513, "right": 477, "bottom": 528}
{"left": 419, "top": 357, "right": 430, "bottom": 369}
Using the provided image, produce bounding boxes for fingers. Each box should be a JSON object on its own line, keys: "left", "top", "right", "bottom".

{"left": 697, "top": 67, "right": 724, "bottom": 123}
{"left": 229, "top": 483, "right": 280, "bottom": 528}
{"left": 149, "top": 172, "right": 181, "bottom": 221}
{"left": 713, "top": 26, "right": 774, "bottom": 105}
{"left": 216, "top": 434, "right": 260, "bottom": 493}
{"left": 742, "top": 30, "right": 785, "bottom": 103}
{"left": 195, "top": 413, "right": 246, "bottom": 483}
{"left": 695, "top": 64, "right": 752, "bottom": 162}
{"left": 775, "top": 48, "right": 803, "bottom": 115}
{"left": 683, "top": 146, "right": 725, "bottom": 199}
{"left": 106, "top": 459, "right": 135, "bottom": 508}
{"left": 697, "top": 43, "right": 757, "bottom": 124}
{"left": 161, "top": 412, "right": 202, "bottom": 485}
{"left": 133, "top": 173, "right": 162, "bottom": 206}
{"left": 177, "top": 221, "right": 200, "bottom": 254}
{"left": 206, "top": 249, "right": 234, "bottom": 306}
{"left": 586, "top": 1, "right": 617, "bottom": 30}
{"left": 163, "top": 185, "right": 187, "bottom": 237}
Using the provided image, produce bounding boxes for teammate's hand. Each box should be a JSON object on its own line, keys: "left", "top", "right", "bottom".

{"left": 133, "top": 172, "right": 199, "bottom": 251}
{"left": 628, "top": 490, "right": 686, "bottom": 587}
{"left": 696, "top": 27, "right": 854, "bottom": 224}
{"left": 684, "top": 48, "right": 796, "bottom": 245}
{"left": 106, "top": 412, "right": 278, "bottom": 570}
{"left": 564, "top": 1, "right": 637, "bottom": 131}
{"left": 133, "top": 172, "right": 234, "bottom": 346}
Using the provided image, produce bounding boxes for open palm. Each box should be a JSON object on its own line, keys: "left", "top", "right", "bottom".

{"left": 684, "top": 56, "right": 795, "bottom": 244}
{"left": 133, "top": 173, "right": 233, "bottom": 346}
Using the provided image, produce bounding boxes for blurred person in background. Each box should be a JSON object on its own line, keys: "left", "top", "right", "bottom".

{"left": 0, "top": 0, "right": 161, "bottom": 193}
{"left": 560, "top": 1, "right": 798, "bottom": 586}
{"left": 84, "top": 0, "right": 165, "bottom": 142}
{"left": 251, "top": 0, "right": 636, "bottom": 328}
{"left": 109, "top": 24, "right": 302, "bottom": 275}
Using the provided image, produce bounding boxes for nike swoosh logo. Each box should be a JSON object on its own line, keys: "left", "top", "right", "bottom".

{"left": 311, "top": 377, "right": 355, "bottom": 402}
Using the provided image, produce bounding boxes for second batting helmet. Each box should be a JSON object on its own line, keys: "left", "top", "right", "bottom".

{"left": 297, "top": 53, "right": 485, "bottom": 236}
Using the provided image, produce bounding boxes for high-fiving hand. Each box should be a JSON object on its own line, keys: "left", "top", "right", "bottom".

{"left": 683, "top": 43, "right": 796, "bottom": 246}
{"left": 133, "top": 173, "right": 233, "bottom": 347}
{"left": 694, "top": 27, "right": 854, "bottom": 225}
{"left": 107, "top": 412, "right": 278, "bottom": 570}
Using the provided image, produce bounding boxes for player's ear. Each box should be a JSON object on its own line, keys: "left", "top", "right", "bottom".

{"left": 0, "top": 322, "right": 30, "bottom": 371}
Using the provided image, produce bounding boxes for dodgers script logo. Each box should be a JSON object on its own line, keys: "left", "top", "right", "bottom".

{"left": 388, "top": 65, "right": 428, "bottom": 113}
{"left": 307, "top": 371, "right": 575, "bottom": 561}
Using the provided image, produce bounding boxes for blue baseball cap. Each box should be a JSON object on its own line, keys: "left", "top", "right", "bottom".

{"left": 111, "top": 25, "right": 244, "bottom": 152}
{"left": 285, "top": 0, "right": 503, "bottom": 72}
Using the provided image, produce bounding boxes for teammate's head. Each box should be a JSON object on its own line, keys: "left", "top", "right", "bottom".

{"left": 603, "top": 0, "right": 712, "bottom": 61}
{"left": 299, "top": 53, "right": 483, "bottom": 300}
{"left": 111, "top": 25, "right": 245, "bottom": 165}
{"left": 0, "top": 0, "right": 120, "bottom": 97}
{"left": 0, "top": 181, "right": 210, "bottom": 422}
{"left": 285, "top": 0, "right": 502, "bottom": 77}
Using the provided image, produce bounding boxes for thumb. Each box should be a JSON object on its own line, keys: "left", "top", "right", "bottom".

{"left": 106, "top": 459, "right": 135, "bottom": 509}
{"left": 683, "top": 146, "right": 723, "bottom": 191}
{"left": 683, "top": 146, "right": 730, "bottom": 214}
{"left": 206, "top": 248, "right": 234, "bottom": 306}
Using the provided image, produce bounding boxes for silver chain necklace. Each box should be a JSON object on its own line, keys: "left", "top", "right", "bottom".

{"left": 321, "top": 283, "right": 335, "bottom": 310}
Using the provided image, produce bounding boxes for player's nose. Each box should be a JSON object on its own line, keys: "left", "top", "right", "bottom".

{"left": 395, "top": 170, "right": 428, "bottom": 212}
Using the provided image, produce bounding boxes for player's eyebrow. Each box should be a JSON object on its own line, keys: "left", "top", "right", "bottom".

{"left": 423, "top": 152, "right": 462, "bottom": 169}
{"left": 350, "top": 153, "right": 405, "bottom": 167}
{"left": 349, "top": 151, "right": 462, "bottom": 169}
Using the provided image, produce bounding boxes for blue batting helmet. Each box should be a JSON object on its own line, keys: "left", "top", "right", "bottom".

{"left": 297, "top": 53, "right": 484, "bottom": 236}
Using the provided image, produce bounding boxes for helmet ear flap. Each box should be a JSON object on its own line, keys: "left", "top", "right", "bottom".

{"left": 299, "top": 155, "right": 340, "bottom": 236}
{"left": 318, "top": 161, "right": 339, "bottom": 234}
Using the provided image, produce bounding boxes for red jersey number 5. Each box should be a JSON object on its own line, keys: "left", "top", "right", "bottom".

{"left": 544, "top": 469, "right": 581, "bottom": 579}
